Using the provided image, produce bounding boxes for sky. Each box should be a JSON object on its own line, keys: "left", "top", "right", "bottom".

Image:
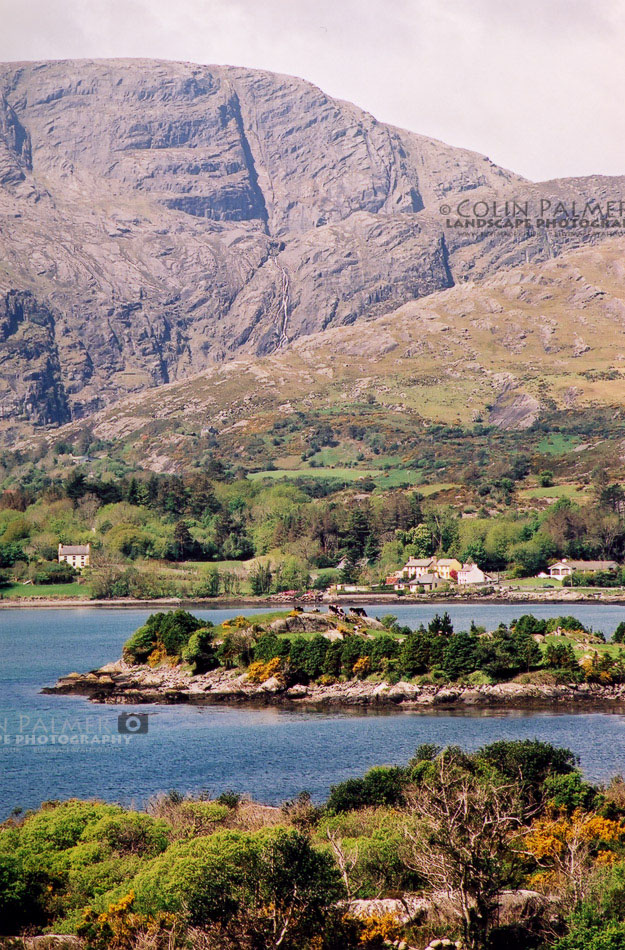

{"left": 2, "top": 0, "right": 625, "bottom": 182}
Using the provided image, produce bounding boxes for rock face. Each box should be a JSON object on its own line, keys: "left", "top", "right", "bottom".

{"left": 0, "top": 58, "right": 623, "bottom": 432}
{"left": 0, "top": 291, "right": 70, "bottom": 425}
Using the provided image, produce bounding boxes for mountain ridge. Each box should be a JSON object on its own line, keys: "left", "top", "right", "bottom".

{"left": 0, "top": 58, "right": 624, "bottom": 440}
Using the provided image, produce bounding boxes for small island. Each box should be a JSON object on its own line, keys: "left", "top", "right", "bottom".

{"left": 46, "top": 607, "right": 625, "bottom": 710}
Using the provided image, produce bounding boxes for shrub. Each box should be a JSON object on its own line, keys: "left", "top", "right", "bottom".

{"left": 353, "top": 655, "right": 371, "bottom": 678}
{"left": 545, "top": 615, "right": 589, "bottom": 634}
{"left": 326, "top": 766, "right": 407, "bottom": 813}
{"left": 33, "top": 561, "right": 77, "bottom": 585}
{"left": 130, "top": 831, "right": 257, "bottom": 925}
{"left": 613, "top": 623, "right": 625, "bottom": 645}
{"left": 181, "top": 628, "right": 218, "bottom": 674}
{"left": 252, "top": 829, "right": 345, "bottom": 947}
{"left": 556, "top": 907, "right": 625, "bottom": 950}
{"left": 544, "top": 642, "right": 578, "bottom": 671}
{"left": 77, "top": 888, "right": 179, "bottom": 949}
{"left": 0, "top": 852, "right": 49, "bottom": 933}
{"left": 253, "top": 632, "right": 290, "bottom": 663}
{"left": 157, "top": 611, "right": 206, "bottom": 656}
{"left": 122, "top": 611, "right": 207, "bottom": 663}
{"left": 476, "top": 740, "right": 577, "bottom": 805}
{"left": 514, "top": 614, "right": 548, "bottom": 637}
{"left": 17, "top": 801, "right": 122, "bottom": 853}
{"left": 123, "top": 624, "right": 157, "bottom": 664}
{"left": 543, "top": 771, "right": 598, "bottom": 813}
{"left": 81, "top": 812, "right": 170, "bottom": 857}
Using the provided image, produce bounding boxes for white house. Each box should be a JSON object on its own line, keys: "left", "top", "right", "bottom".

{"left": 58, "top": 543, "right": 91, "bottom": 570}
{"left": 457, "top": 563, "right": 492, "bottom": 586}
{"left": 548, "top": 558, "right": 619, "bottom": 579}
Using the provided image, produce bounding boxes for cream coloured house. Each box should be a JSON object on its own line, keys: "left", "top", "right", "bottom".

{"left": 58, "top": 543, "right": 91, "bottom": 570}
{"left": 402, "top": 556, "right": 437, "bottom": 579}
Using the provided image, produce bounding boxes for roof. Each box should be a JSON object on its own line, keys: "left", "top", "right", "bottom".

{"left": 405, "top": 557, "right": 435, "bottom": 566}
{"left": 409, "top": 573, "right": 440, "bottom": 585}
{"left": 437, "top": 558, "right": 461, "bottom": 566}
{"left": 59, "top": 544, "right": 90, "bottom": 555}
{"left": 550, "top": 559, "right": 619, "bottom": 571}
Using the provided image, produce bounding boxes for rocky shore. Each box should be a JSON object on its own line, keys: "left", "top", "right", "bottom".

{"left": 44, "top": 661, "right": 625, "bottom": 711}
{"left": 6, "top": 588, "right": 625, "bottom": 609}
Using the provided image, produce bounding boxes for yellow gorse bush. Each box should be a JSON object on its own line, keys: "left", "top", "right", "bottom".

{"left": 79, "top": 889, "right": 177, "bottom": 950}
{"left": 352, "top": 912, "right": 403, "bottom": 945}
{"left": 353, "top": 656, "right": 371, "bottom": 678}
{"left": 525, "top": 808, "right": 625, "bottom": 893}
{"left": 247, "top": 657, "right": 283, "bottom": 684}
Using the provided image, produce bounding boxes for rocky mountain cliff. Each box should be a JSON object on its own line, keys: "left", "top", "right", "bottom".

{"left": 0, "top": 58, "right": 624, "bottom": 435}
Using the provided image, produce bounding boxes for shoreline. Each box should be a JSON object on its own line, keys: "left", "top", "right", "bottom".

{"left": 45, "top": 662, "right": 625, "bottom": 712}
{"left": 5, "top": 590, "right": 625, "bottom": 609}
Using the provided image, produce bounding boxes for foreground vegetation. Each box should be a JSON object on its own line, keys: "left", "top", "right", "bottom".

{"left": 4, "top": 740, "right": 625, "bottom": 949}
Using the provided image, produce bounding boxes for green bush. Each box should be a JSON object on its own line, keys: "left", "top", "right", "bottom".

{"left": 181, "top": 628, "right": 219, "bottom": 674}
{"left": 17, "top": 801, "right": 121, "bottom": 854}
{"left": 476, "top": 740, "right": 577, "bottom": 805}
{"left": 80, "top": 812, "right": 170, "bottom": 857}
{"left": 326, "top": 766, "right": 407, "bottom": 813}
{"left": 122, "top": 624, "right": 157, "bottom": 663}
{"left": 129, "top": 830, "right": 256, "bottom": 925}
{"left": 543, "top": 771, "right": 598, "bottom": 813}
{"left": 122, "top": 610, "right": 207, "bottom": 663}
{"left": 0, "top": 852, "right": 49, "bottom": 933}
{"left": 557, "top": 908, "right": 625, "bottom": 950}
{"left": 33, "top": 561, "right": 77, "bottom": 585}
{"left": 613, "top": 623, "right": 625, "bottom": 645}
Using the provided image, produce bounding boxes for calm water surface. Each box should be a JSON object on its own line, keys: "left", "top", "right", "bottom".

{"left": 1, "top": 603, "right": 625, "bottom": 817}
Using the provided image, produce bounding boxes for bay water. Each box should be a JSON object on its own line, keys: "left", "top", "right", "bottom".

{"left": 1, "top": 603, "right": 625, "bottom": 817}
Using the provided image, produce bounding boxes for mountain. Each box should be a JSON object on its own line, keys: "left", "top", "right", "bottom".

{"left": 1, "top": 58, "right": 624, "bottom": 438}
{"left": 39, "top": 237, "right": 625, "bottom": 477}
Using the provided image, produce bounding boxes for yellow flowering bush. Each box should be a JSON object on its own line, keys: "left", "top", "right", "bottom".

{"left": 78, "top": 890, "right": 177, "bottom": 950}
{"left": 353, "top": 656, "right": 371, "bottom": 679}
{"left": 247, "top": 657, "right": 283, "bottom": 684}
{"left": 351, "top": 911, "right": 403, "bottom": 946}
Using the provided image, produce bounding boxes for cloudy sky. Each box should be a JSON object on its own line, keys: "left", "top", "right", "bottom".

{"left": 2, "top": 0, "right": 625, "bottom": 181}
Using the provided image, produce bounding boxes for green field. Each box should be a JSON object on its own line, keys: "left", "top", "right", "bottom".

{"left": 519, "top": 484, "right": 589, "bottom": 502}
{"left": 248, "top": 468, "right": 456, "bottom": 492}
{"left": 372, "top": 469, "right": 424, "bottom": 487}
{"left": 543, "top": 633, "right": 622, "bottom": 656}
{"left": 248, "top": 467, "right": 384, "bottom": 482}
{"left": 0, "top": 582, "right": 88, "bottom": 599}
{"left": 509, "top": 576, "right": 562, "bottom": 589}
{"left": 537, "top": 433, "right": 582, "bottom": 455}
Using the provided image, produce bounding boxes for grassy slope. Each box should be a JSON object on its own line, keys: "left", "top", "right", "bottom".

{"left": 34, "top": 238, "right": 625, "bottom": 470}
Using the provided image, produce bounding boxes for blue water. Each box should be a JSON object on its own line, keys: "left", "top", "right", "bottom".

{"left": 1, "top": 603, "right": 625, "bottom": 818}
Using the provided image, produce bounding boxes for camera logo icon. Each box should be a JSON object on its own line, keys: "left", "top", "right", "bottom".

{"left": 117, "top": 712, "right": 149, "bottom": 735}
